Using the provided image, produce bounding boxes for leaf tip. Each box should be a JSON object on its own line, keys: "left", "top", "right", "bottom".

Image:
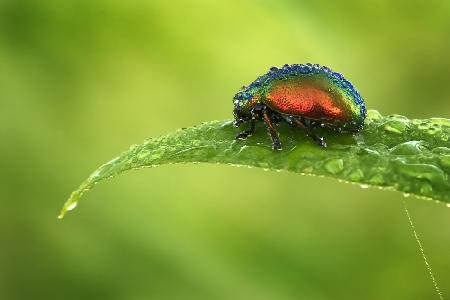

{"left": 58, "top": 193, "right": 80, "bottom": 219}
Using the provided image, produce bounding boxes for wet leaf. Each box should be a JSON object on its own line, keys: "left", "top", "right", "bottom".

{"left": 59, "top": 110, "right": 450, "bottom": 218}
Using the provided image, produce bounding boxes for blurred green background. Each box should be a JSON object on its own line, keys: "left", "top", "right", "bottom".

{"left": 1, "top": 0, "right": 449, "bottom": 299}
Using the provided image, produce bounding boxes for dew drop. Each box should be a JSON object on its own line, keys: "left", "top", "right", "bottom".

{"left": 430, "top": 118, "right": 450, "bottom": 127}
{"left": 418, "top": 121, "right": 431, "bottom": 130}
{"left": 411, "top": 119, "right": 422, "bottom": 125}
{"left": 324, "top": 158, "right": 344, "bottom": 174}
{"left": 67, "top": 202, "right": 78, "bottom": 211}
{"left": 128, "top": 144, "right": 139, "bottom": 151}
{"left": 303, "top": 166, "right": 313, "bottom": 173}
{"left": 389, "top": 141, "right": 428, "bottom": 155}
{"left": 403, "top": 192, "right": 411, "bottom": 198}
{"left": 432, "top": 147, "right": 450, "bottom": 155}
{"left": 387, "top": 114, "right": 409, "bottom": 122}
{"left": 396, "top": 162, "right": 446, "bottom": 183}
{"left": 367, "top": 110, "right": 382, "bottom": 121}
{"left": 420, "top": 183, "right": 433, "bottom": 195}
{"left": 383, "top": 120, "right": 409, "bottom": 134}
{"left": 137, "top": 149, "right": 151, "bottom": 159}
{"left": 427, "top": 125, "right": 441, "bottom": 135}
{"left": 439, "top": 156, "right": 450, "bottom": 172}
{"left": 360, "top": 184, "right": 370, "bottom": 189}
{"left": 368, "top": 174, "right": 385, "bottom": 185}
{"left": 89, "top": 170, "right": 101, "bottom": 180}
{"left": 348, "top": 169, "right": 364, "bottom": 181}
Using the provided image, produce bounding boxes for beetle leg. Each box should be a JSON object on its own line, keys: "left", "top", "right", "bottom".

{"left": 263, "top": 111, "right": 282, "bottom": 150}
{"left": 235, "top": 117, "right": 256, "bottom": 140}
{"left": 293, "top": 118, "right": 327, "bottom": 148}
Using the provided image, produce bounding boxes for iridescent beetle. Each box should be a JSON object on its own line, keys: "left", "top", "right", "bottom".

{"left": 233, "top": 63, "right": 367, "bottom": 150}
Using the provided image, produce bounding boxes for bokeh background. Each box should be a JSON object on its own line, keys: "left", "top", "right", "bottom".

{"left": 1, "top": 0, "right": 450, "bottom": 299}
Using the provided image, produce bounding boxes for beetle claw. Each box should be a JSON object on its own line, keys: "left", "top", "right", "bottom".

{"left": 235, "top": 131, "right": 251, "bottom": 140}
{"left": 317, "top": 137, "right": 327, "bottom": 148}
{"left": 273, "top": 143, "right": 282, "bottom": 151}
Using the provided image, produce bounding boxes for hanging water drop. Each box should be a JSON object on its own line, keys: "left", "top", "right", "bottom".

{"left": 67, "top": 202, "right": 78, "bottom": 211}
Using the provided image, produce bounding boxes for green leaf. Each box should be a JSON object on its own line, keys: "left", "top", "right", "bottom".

{"left": 59, "top": 110, "right": 450, "bottom": 218}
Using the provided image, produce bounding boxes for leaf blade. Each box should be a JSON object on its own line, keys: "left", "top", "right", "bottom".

{"left": 59, "top": 110, "right": 450, "bottom": 218}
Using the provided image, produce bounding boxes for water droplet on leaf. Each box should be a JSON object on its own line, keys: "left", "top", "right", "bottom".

{"left": 383, "top": 120, "right": 409, "bottom": 134}
{"left": 369, "top": 174, "right": 385, "bottom": 185}
{"left": 418, "top": 121, "right": 431, "bottom": 130}
{"left": 420, "top": 183, "right": 433, "bottom": 195}
{"left": 367, "top": 110, "right": 382, "bottom": 121}
{"left": 324, "top": 158, "right": 344, "bottom": 174}
{"left": 348, "top": 169, "right": 364, "bottom": 181}
{"left": 67, "top": 202, "right": 77, "bottom": 211}
{"left": 390, "top": 141, "right": 428, "bottom": 155}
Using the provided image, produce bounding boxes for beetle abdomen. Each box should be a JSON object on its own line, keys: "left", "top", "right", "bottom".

{"left": 254, "top": 64, "right": 366, "bottom": 131}
{"left": 265, "top": 76, "right": 357, "bottom": 123}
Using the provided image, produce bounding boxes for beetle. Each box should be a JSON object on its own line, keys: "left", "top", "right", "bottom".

{"left": 233, "top": 63, "right": 367, "bottom": 150}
